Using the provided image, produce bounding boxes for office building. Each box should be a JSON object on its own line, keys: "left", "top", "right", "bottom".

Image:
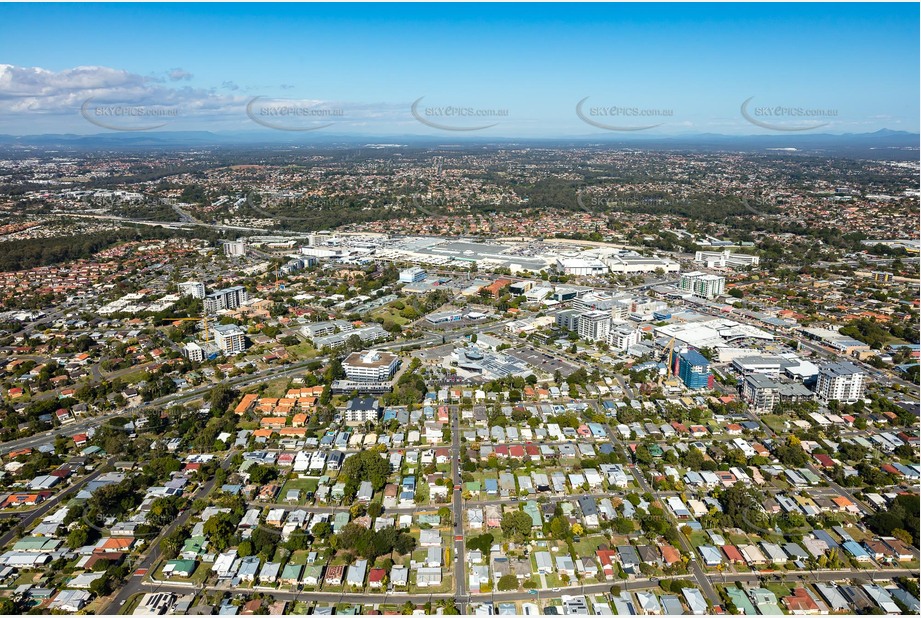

{"left": 399, "top": 267, "right": 427, "bottom": 283}
{"left": 178, "top": 281, "right": 206, "bottom": 299}
{"left": 573, "top": 291, "right": 625, "bottom": 313}
{"left": 344, "top": 397, "right": 382, "bottom": 423}
{"left": 555, "top": 309, "right": 581, "bottom": 331}
{"left": 608, "top": 325, "right": 642, "bottom": 351}
{"left": 742, "top": 374, "right": 780, "bottom": 413}
{"left": 183, "top": 342, "right": 205, "bottom": 363}
{"left": 223, "top": 240, "right": 246, "bottom": 257}
{"left": 213, "top": 324, "right": 247, "bottom": 355}
{"left": 204, "top": 286, "right": 249, "bottom": 313}
{"left": 577, "top": 310, "right": 611, "bottom": 342}
{"left": 732, "top": 355, "right": 783, "bottom": 378}
{"left": 694, "top": 250, "right": 760, "bottom": 269}
{"left": 603, "top": 254, "right": 680, "bottom": 274}
{"left": 677, "top": 350, "right": 713, "bottom": 390}
{"left": 302, "top": 320, "right": 353, "bottom": 339}
{"left": 679, "top": 272, "right": 726, "bottom": 299}
{"left": 343, "top": 350, "right": 399, "bottom": 382}
{"left": 816, "top": 362, "right": 866, "bottom": 403}
{"left": 182, "top": 341, "right": 220, "bottom": 362}
{"left": 556, "top": 257, "right": 607, "bottom": 276}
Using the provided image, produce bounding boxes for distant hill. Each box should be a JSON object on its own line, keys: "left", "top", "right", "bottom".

{"left": 0, "top": 129, "right": 917, "bottom": 159}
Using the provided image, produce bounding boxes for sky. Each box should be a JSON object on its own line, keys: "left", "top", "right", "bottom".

{"left": 0, "top": 2, "right": 918, "bottom": 137}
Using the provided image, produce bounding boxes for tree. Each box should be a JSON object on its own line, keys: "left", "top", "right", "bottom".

{"left": 67, "top": 526, "right": 92, "bottom": 550}
{"left": 247, "top": 464, "right": 278, "bottom": 485}
{"left": 159, "top": 525, "right": 190, "bottom": 560}
{"left": 501, "top": 511, "right": 533, "bottom": 541}
{"left": 497, "top": 574, "right": 519, "bottom": 591}
{"left": 312, "top": 521, "right": 333, "bottom": 540}
{"left": 612, "top": 517, "right": 635, "bottom": 534}
{"left": 238, "top": 540, "right": 254, "bottom": 557}
{"left": 210, "top": 383, "right": 237, "bottom": 415}
{"left": 147, "top": 455, "right": 182, "bottom": 479}
{"left": 892, "top": 528, "right": 914, "bottom": 546}
{"left": 90, "top": 574, "right": 113, "bottom": 596}
{"left": 368, "top": 502, "right": 384, "bottom": 518}
{"left": 147, "top": 496, "right": 183, "bottom": 527}
{"left": 203, "top": 512, "right": 239, "bottom": 551}
{"left": 718, "top": 484, "right": 767, "bottom": 533}
{"left": 866, "top": 494, "right": 919, "bottom": 545}
{"left": 251, "top": 526, "right": 278, "bottom": 557}
{"left": 549, "top": 516, "right": 572, "bottom": 541}
{"left": 339, "top": 450, "right": 390, "bottom": 500}
{"left": 467, "top": 533, "right": 494, "bottom": 554}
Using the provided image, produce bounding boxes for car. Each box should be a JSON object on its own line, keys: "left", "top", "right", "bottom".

{"left": 552, "top": 587, "right": 561, "bottom": 592}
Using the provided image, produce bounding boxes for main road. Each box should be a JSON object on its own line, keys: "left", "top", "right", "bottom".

{"left": 450, "top": 403, "right": 468, "bottom": 613}
{"left": 0, "top": 356, "right": 333, "bottom": 456}
{"left": 124, "top": 567, "right": 915, "bottom": 611}
{"left": 101, "top": 448, "right": 238, "bottom": 613}
{"left": 623, "top": 440, "right": 722, "bottom": 607}
{"left": 0, "top": 456, "right": 117, "bottom": 543}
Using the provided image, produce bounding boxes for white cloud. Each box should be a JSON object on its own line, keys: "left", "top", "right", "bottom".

{"left": 168, "top": 68, "right": 193, "bottom": 81}
{"left": 0, "top": 64, "right": 242, "bottom": 119}
{"left": 0, "top": 64, "right": 455, "bottom": 133}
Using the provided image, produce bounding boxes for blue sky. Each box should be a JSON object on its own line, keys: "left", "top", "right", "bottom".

{"left": 1, "top": 2, "right": 918, "bottom": 136}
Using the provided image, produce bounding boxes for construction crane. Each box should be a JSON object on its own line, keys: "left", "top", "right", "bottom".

{"left": 662, "top": 337, "right": 676, "bottom": 375}
{"left": 658, "top": 337, "right": 678, "bottom": 388}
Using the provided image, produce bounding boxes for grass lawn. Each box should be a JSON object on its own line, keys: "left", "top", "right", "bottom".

{"left": 262, "top": 377, "right": 291, "bottom": 398}
{"left": 842, "top": 526, "right": 872, "bottom": 542}
{"left": 285, "top": 342, "right": 319, "bottom": 360}
{"left": 290, "top": 601, "right": 312, "bottom": 614}
{"left": 573, "top": 535, "right": 607, "bottom": 557}
{"left": 288, "top": 550, "right": 312, "bottom": 565}
{"left": 280, "top": 477, "right": 320, "bottom": 502}
{"left": 764, "top": 582, "right": 794, "bottom": 599}
{"left": 151, "top": 556, "right": 210, "bottom": 586}
{"left": 119, "top": 369, "right": 150, "bottom": 384}
{"left": 409, "top": 571, "right": 453, "bottom": 594}
{"left": 688, "top": 531, "right": 710, "bottom": 548}
{"left": 371, "top": 307, "right": 410, "bottom": 326}
{"left": 760, "top": 415, "right": 788, "bottom": 433}
{"left": 11, "top": 572, "right": 42, "bottom": 587}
